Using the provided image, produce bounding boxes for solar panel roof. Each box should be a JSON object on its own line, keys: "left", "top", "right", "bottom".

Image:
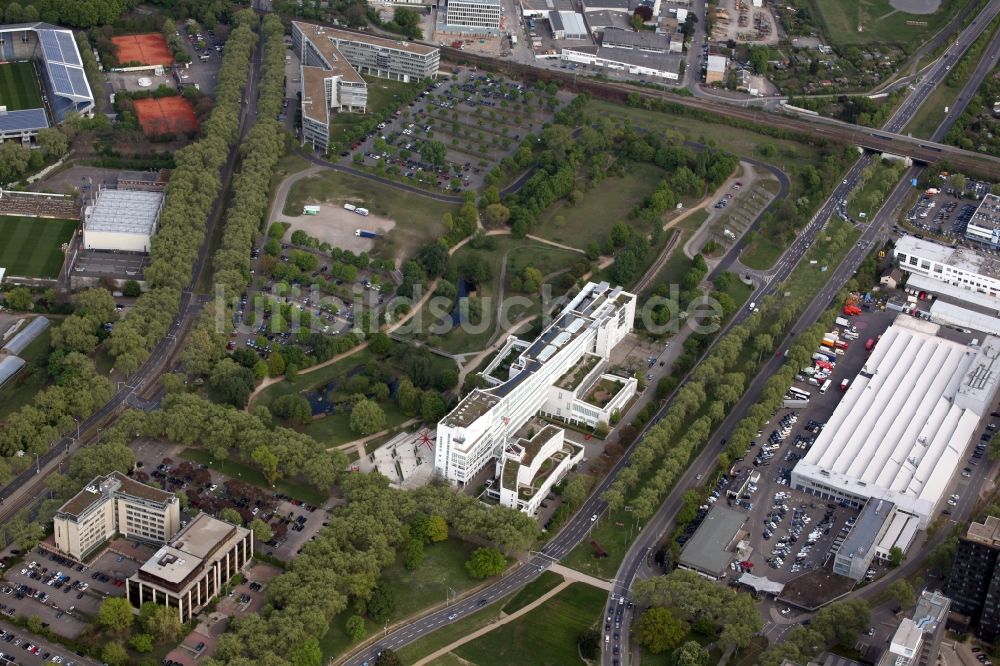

{"left": 35, "top": 28, "right": 90, "bottom": 100}
{"left": 0, "top": 108, "right": 48, "bottom": 133}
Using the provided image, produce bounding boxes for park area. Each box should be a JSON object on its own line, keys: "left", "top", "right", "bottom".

{"left": 0, "top": 215, "right": 76, "bottom": 278}
{"left": 133, "top": 96, "right": 200, "bottom": 137}
{"left": 0, "top": 62, "right": 42, "bottom": 110}
{"left": 111, "top": 33, "right": 174, "bottom": 66}
{"left": 809, "top": 0, "right": 962, "bottom": 48}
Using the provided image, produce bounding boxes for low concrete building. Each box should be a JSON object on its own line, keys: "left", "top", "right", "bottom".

{"left": 126, "top": 512, "right": 252, "bottom": 622}
{"left": 677, "top": 504, "right": 748, "bottom": 578}
{"left": 82, "top": 188, "right": 164, "bottom": 253}
{"left": 561, "top": 44, "right": 681, "bottom": 80}
{"left": 706, "top": 53, "right": 728, "bottom": 83}
{"left": 54, "top": 472, "right": 180, "bottom": 561}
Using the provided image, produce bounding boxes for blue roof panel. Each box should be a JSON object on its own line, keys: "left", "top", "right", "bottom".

{"left": 0, "top": 108, "right": 48, "bottom": 133}
{"left": 56, "top": 31, "right": 79, "bottom": 66}
{"left": 67, "top": 67, "right": 88, "bottom": 97}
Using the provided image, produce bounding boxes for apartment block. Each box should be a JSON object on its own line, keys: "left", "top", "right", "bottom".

{"left": 435, "top": 282, "right": 636, "bottom": 508}
{"left": 126, "top": 512, "right": 252, "bottom": 622}
{"left": 445, "top": 0, "right": 502, "bottom": 32}
{"left": 877, "top": 590, "right": 950, "bottom": 666}
{"left": 53, "top": 472, "right": 180, "bottom": 560}
{"left": 946, "top": 516, "right": 1000, "bottom": 643}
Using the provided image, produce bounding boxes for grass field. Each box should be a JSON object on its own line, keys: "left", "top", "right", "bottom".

{"left": 534, "top": 164, "right": 669, "bottom": 249}
{"left": 809, "top": 0, "right": 962, "bottom": 48}
{"left": 282, "top": 169, "right": 458, "bottom": 261}
{"left": 320, "top": 538, "right": 487, "bottom": 660}
{"left": 452, "top": 583, "right": 604, "bottom": 666}
{"left": 0, "top": 216, "right": 77, "bottom": 278}
{"left": 500, "top": 571, "right": 564, "bottom": 615}
{"left": 740, "top": 233, "right": 786, "bottom": 271}
{"left": 0, "top": 62, "right": 42, "bottom": 111}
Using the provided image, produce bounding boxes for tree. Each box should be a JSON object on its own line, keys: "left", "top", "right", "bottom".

{"left": 375, "top": 649, "right": 402, "bottom": 666}
{"left": 267, "top": 351, "right": 286, "bottom": 377}
{"left": 673, "top": 641, "right": 710, "bottom": 666}
{"left": 481, "top": 203, "right": 511, "bottom": 227}
{"left": 403, "top": 536, "right": 424, "bottom": 570}
{"left": 426, "top": 515, "right": 448, "bottom": 542}
{"left": 271, "top": 394, "right": 313, "bottom": 426}
{"left": 420, "top": 391, "right": 447, "bottom": 423}
{"left": 345, "top": 615, "right": 366, "bottom": 641}
{"left": 290, "top": 637, "right": 323, "bottom": 666}
{"left": 3, "top": 287, "right": 32, "bottom": 311}
{"left": 749, "top": 45, "right": 769, "bottom": 74}
{"left": 102, "top": 642, "right": 128, "bottom": 666}
{"left": 220, "top": 507, "right": 243, "bottom": 525}
{"left": 130, "top": 634, "right": 154, "bottom": 653}
{"left": 562, "top": 476, "right": 590, "bottom": 508}
{"left": 636, "top": 608, "right": 689, "bottom": 654}
{"left": 350, "top": 399, "right": 387, "bottom": 435}
{"left": 26, "top": 616, "right": 43, "bottom": 634}
{"left": 36, "top": 127, "right": 69, "bottom": 161}
{"left": 98, "top": 598, "right": 134, "bottom": 634}
{"left": 140, "top": 603, "right": 180, "bottom": 642}
{"left": 465, "top": 547, "right": 506, "bottom": 578}
{"left": 579, "top": 629, "right": 601, "bottom": 658}
{"left": 885, "top": 579, "right": 915, "bottom": 609}
{"left": 123, "top": 279, "right": 142, "bottom": 297}
{"left": 367, "top": 583, "right": 396, "bottom": 622}
{"left": 888, "top": 545, "right": 904, "bottom": 567}
{"left": 421, "top": 140, "right": 447, "bottom": 167}
{"left": 368, "top": 331, "right": 391, "bottom": 355}
{"left": 249, "top": 518, "right": 274, "bottom": 543}
{"left": 252, "top": 445, "right": 280, "bottom": 485}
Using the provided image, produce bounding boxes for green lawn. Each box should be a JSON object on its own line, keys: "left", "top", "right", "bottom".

{"left": 320, "top": 538, "right": 487, "bottom": 660}
{"left": 0, "top": 62, "right": 43, "bottom": 110}
{"left": 0, "top": 216, "right": 77, "bottom": 278}
{"left": 452, "top": 583, "right": 605, "bottom": 666}
{"left": 396, "top": 595, "right": 513, "bottom": 664}
{"left": 809, "top": 0, "right": 963, "bottom": 48}
{"left": 0, "top": 323, "right": 54, "bottom": 419}
{"left": 281, "top": 169, "right": 458, "bottom": 261}
{"left": 741, "top": 233, "right": 786, "bottom": 271}
{"left": 534, "top": 163, "right": 669, "bottom": 249}
{"left": 562, "top": 508, "right": 647, "bottom": 579}
{"left": 500, "top": 571, "right": 564, "bottom": 615}
{"left": 179, "top": 448, "right": 329, "bottom": 506}
{"left": 305, "top": 401, "right": 411, "bottom": 448}
{"left": 721, "top": 273, "right": 753, "bottom": 306}
{"left": 675, "top": 208, "right": 709, "bottom": 233}
{"left": 640, "top": 235, "right": 693, "bottom": 298}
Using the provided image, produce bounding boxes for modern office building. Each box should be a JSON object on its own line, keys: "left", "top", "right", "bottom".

{"left": 435, "top": 282, "right": 636, "bottom": 493}
{"left": 946, "top": 516, "right": 1000, "bottom": 643}
{"left": 791, "top": 317, "right": 1000, "bottom": 530}
{"left": 963, "top": 194, "right": 1000, "bottom": 249}
{"left": 444, "top": 0, "right": 502, "bottom": 32}
{"left": 832, "top": 498, "right": 897, "bottom": 581}
{"left": 82, "top": 188, "right": 164, "bottom": 253}
{"left": 126, "top": 512, "right": 252, "bottom": 622}
{"left": 292, "top": 22, "right": 439, "bottom": 84}
{"left": 496, "top": 425, "right": 584, "bottom": 514}
{"left": 894, "top": 234, "right": 1000, "bottom": 301}
{"left": 877, "top": 590, "right": 950, "bottom": 666}
{"left": 53, "top": 472, "right": 180, "bottom": 560}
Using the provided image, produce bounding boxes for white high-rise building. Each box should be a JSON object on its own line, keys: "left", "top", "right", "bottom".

{"left": 434, "top": 282, "right": 636, "bottom": 508}
{"left": 445, "top": 0, "right": 502, "bottom": 32}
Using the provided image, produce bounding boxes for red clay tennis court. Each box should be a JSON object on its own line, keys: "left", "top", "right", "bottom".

{"left": 111, "top": 33, "right": 174, "bottom": 66}
{"left": 134, "top": 96, "right": 199, "bottom": 137}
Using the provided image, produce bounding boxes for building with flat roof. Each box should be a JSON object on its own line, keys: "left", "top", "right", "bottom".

{"left": 560, "top": 44, "right": 681, "bottom": 80}
{"left": 520, "top": 0, "right": 576, "bottom": 16}
{"left": 127, "top": 512, "right": 252, "bottom": 622}
{"left": 445, "top": 0, "right": 502, "bottom": 32}
{"left": 833, "top": 498, "right": 896, "bottom": 581}
{"left": 877, "top": 590, "right": 950, "bottom": 666}
{"left": 292, "top": 22, "right": 439, "bottom": 84}
{"left": 677, "top": 504, "right": 748, "bottom": 578}
{"left": 435, "top": 282, "right": 635, "bottom": 493}
{"left": 706, "top": 53, "right": 728, "bottom": 83}
{"left": 894, "top": 234, "right": 1000, "bottom": 302}
{"left": 583, "top": 9, "right": 632, "bottom": 32}
{"left": 602, "top": 26, "right": 671, "bottom": 51}
{"left": 791, "top": 318, "right": 1000, "bottom": 529}
{"left": 82, "top": 188, "right": 164, "bottom": 253}
{"left": 548, "top": 11, "right": 588, "bottom": 39}
{"left": 946, "top": 516, "right": 1000, "bottom": 643}
{"left": 964, "top": 194, "right": 1000, "bottom": 249}
{"left": 496, "top": 425, "right": 584, "bottom": 514}
{"left": 54, "top": 471, "right": 179, "bottom": 560}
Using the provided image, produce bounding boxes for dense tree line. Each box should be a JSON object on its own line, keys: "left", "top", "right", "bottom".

{"left": 0, "top": 0, "right": 138, "bottom": 27}
{"left": 108, "top": 13, "right": 258, "bottom": 375}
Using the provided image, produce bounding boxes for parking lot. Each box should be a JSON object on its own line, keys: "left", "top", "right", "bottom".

{"left": 0, "top": 620, "right": 99, "bottom": 666}
{"left": 130, "top": 441, "right": 330, "bottom": 562}
{"left": 1, "top": 553, "right": 96, "bottom": 639}
{"left": 346, "top": 69, "right": 569, "bottom": 192}
{"left": 904, "top": 178, "right": 995, "bottom": 242}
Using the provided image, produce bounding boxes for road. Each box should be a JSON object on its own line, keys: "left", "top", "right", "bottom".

{"left": 603, "top": 2, "right": 1000, "bottom": 663}
{"left": 0, "top": 33, "right": 265, "bottom": 521}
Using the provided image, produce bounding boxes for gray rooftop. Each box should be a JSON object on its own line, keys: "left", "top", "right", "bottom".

{"left": 584, "top": 10, "right": 632, "bottom": 30}
{"left": 1, "top": 316, "right": 50, "bottom": 356}
{"left": 0, "top": 355, "right": 25, "bottom": 389}
{"left": 0, "top": 108, "right": 48, "bottom": 134}
{"left": 85, "top": 189, "right": 163, "bottom": 235}
{"left": 678, "top": 504, "right": 746, "bottom": 577}
{"left": 839, "top": 498, "right": 895, "bottom": 562}
{"left": 582, "top": 0, "right": 631, "bottom": 10}
{"left": 602, "top": 27, "right": 670, "bottom": 50}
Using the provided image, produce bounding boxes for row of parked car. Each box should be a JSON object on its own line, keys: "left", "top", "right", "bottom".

{"left": 0, "top": 628, "right": 72, "bottom": 664}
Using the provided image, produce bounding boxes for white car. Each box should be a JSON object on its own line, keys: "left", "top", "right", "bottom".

{"left": 591, "top": 514, "right": 598, "bottom": 522}
{"left": 780, "top": 607, "right": 791, "bottom": 615}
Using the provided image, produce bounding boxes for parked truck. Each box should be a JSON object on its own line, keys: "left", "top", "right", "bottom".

{"left": 343, "top": 203, "right": 357, "bottom": 212}
{"left": 840, "top": 378, "right": 850, "bottom": 391}
{"left": 355, "top": 207, "right": 370, "bottom": 216}
{"left": 303, "top": 205, "right": 320, "bottom": 215}
{"left": 355, "top": 229, "right": 379, "bottom": 239}
{"left": 834, "top": 340, "right": 849, "bottom": 350}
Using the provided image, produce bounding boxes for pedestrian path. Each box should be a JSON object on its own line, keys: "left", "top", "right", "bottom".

{"left": 548, "top": 563, "right": 613, "bottom": 591}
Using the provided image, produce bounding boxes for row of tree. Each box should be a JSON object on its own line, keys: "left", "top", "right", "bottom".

{"left": 0, "top": 0, "right": 139, "bottom": 27}
{"left": 107, "top": 12, "right": 258, "bottom": 375}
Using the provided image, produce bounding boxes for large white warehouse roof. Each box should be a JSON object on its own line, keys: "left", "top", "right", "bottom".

{"left": 84, "top": 188, "right": 163, "bottom": 236}
{"left": 792, "top": 318, "right": 1000, "bottom": 526}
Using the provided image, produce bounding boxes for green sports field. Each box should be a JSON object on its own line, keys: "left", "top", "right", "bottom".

{"left": 0, "top": 62, "right": 43, "bottom": 111}
{"left": 0, "top": 215, "right": 77, "bottom": 278}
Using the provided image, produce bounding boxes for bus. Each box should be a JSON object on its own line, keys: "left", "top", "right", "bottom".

{"left": 788, "top": 387, "right": 811, "bottom": 399}
{"left": 820, "top": 379, "right": 833, "bottom": 394}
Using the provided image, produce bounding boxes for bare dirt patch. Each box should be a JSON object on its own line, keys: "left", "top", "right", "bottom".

{"left": 278, "top": 207, "right": 396, "bottom": 254}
